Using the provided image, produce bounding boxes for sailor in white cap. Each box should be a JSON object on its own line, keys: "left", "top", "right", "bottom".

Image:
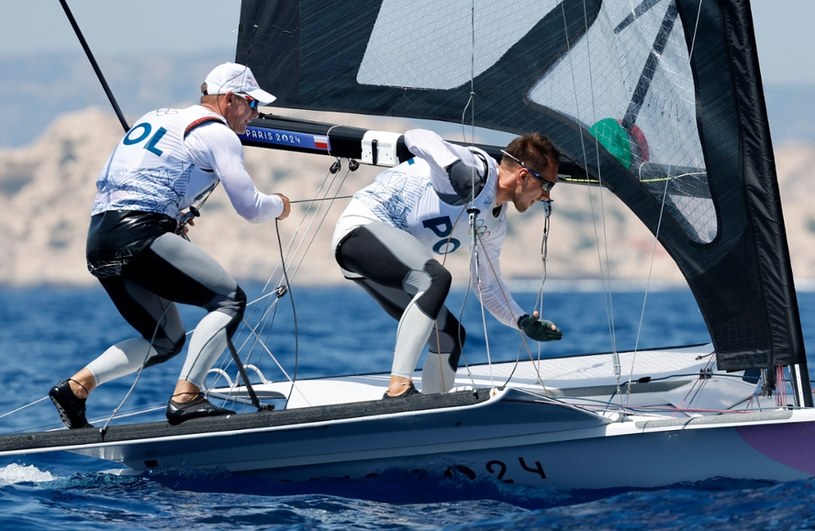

{"left": 200, "top": 61, "right": 277, "bottom": 133}
{"left": 49, "top": 62, "right": 290, "bottom": 428}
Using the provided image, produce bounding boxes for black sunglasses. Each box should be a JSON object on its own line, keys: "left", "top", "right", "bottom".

{"left": 501, "top": 150, "right": 555, "bottom": 193}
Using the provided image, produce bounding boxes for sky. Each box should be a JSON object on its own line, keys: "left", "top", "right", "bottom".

{"left": 0, "top": 0, "right": 813, "bottom": 87}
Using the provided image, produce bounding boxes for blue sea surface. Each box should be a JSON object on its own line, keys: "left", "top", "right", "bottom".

{"left": 2, "top": 283, "right": 815, "bottom": 530}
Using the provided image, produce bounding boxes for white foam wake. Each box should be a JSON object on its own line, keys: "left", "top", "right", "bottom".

{"left": 0, "top": 463, "right": 57, "bottom": 485}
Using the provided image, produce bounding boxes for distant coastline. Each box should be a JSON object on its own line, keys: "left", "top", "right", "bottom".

{"left": 1, "top": 51, "right": 814, "bottom": 149}
{"left": 1, "top": 51, "right": 814, "bottom": 287}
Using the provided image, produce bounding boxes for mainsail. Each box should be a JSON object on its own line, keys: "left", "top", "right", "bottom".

{"left": 235, "top": 1, "right": 807, "bottom": 383}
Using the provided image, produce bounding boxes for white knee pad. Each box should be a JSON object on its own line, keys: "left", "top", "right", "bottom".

{"left": 421, "top": 352, "right": 457, "bottom": 394}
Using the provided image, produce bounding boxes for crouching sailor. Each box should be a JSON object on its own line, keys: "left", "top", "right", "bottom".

{"left": 332, "top": 128, "right": 563, "bottom": 399}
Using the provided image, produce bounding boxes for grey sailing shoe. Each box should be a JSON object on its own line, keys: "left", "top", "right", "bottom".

{"left": 166, "top": 394, "right": 235, "bottom": 425}
{"left": 382, "top": 382, "right": 420, "bottom": 399}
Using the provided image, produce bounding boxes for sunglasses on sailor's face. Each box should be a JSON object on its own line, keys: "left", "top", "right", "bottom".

{"left": 501, "top": 150, "right": 556, "bottom": 193}
{"left": 236, "top": 93, "right": 259, "bottom": 110}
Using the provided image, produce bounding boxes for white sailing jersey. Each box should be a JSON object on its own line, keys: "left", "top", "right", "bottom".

{"left": 352, "top": 151, "right": 505, "bottom": 256}
{"left": 91, "top": 105, "right": 283, "bottom": 222}
{"left": 334, "top": 129, "right": 524, "bottom": 327}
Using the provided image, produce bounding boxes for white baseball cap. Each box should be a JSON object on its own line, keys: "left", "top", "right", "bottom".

{"left": 203, "top": 62, "right": 276, "bottom": 104}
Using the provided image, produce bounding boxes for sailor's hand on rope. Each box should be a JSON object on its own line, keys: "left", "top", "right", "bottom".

{"left": 518, "top": 311, "right": 563, "bottom": 341}
{"left": 176, "top": 206, "right": 200, "bottom": 238}
{"left": 180, "top": 218, "right": 195, "bottom": 237}
{"left": 276, "top": 193, "right": 292, "bottom": 220}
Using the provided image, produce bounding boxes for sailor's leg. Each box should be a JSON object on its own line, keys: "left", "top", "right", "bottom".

{"left": 175, "top": 305, "right": 237, "bottom": 390}
{"left": 50, "top": 270, "right": 186, "bottom": 428}
{"left": 422, "top": 308, "right": 466, "bottom": 394}
{"left": 128, "top": 233, "right": 246, "bottom": 401}
{"left": 77, "top": 274, "right": 186, "bottom": 393}
{"left": 336, "top": 222, "right": 452, "bottom": 396}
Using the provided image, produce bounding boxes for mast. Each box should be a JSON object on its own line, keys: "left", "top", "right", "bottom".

{"left": 58, "top": 0, "right": 129, "bottom": 133}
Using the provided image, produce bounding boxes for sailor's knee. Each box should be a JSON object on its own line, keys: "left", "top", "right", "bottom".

{"left": 144, "top": 334, "right": 186, "bottom": 368}
{"left": 158, "top": 331, "right": 186, "bottom": 357}
{"left": 233, "top": 285, "right": 247, "bottom": 320}
{"left": 205, "top": 284, "right": 246, "bottom": 316}
{"left": 415, "top": 260, "right": 451, "bottom": 315}
{"left": 222, "top": 285, "right": 246, "bottom": 336}
{"left": 425, "top": 260, "right": 452, "bottom": 292}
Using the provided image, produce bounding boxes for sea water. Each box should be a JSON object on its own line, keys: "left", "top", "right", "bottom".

{"left": 1, "top": 283, "right": 815, "bottom": 530}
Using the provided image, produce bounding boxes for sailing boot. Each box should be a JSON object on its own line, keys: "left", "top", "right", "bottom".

{"left": 49, "top": 380, "right": 92, "bottom": 429}
{"left": 166, "top": 394, "right": 235, "bottom": 425}
{"left": 382, "top": 381, "right": 420, "bottom": 399}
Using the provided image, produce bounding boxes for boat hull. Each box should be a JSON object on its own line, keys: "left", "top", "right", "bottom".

{"left": 67, "top": 389, "right": 815, "bottom": 489}
{"left": 2, "top": 344, "right": 812, "bottom": 490}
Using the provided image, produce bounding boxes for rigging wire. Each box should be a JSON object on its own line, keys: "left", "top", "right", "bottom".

{"left": 559, "top": 171, "right": 706, "bottom": 186}
{"left": 213, "top": 161, "right": 356, "bottom": 407}
{"left": 558, "top": 1, "right": 623, "bottom": 404}
{"left": 530, "top": 200, "right": 554, "bottom": 379}
{"left": 459, "top": 0, "right": 477, "bottom": 147}
{"left": 558, "top": 1, "right": 701, "bottom": 416}
{"left": 289, "top": 195, "right": 353, "bottom": 204}
{"left": 269, "top": 217, "right": 300, "bottom": 403}
{"left": 622, "top": 166, "right": 672, "bottom": 408}
{"left": 453, "top": 0, "right": 498, "bottom": 393}
{"left": 619, "top": 0, "right": 694, "bottom": 412}
{"left": 188, "top": 169, "right": 353, "bottom": 404}
{"left": 452, "top": 0, "right": 568, "bottom": 395}
{"left": 97, "top": 302, "right": 173, "bottom": 435}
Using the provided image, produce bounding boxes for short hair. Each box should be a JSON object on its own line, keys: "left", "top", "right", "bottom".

{"left": 503, "top": 133, "right": 559, "bottom": 174}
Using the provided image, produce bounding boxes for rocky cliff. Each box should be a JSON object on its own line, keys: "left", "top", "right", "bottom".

{"left": 1, "top": 107, "right": 813, "bottom": 286}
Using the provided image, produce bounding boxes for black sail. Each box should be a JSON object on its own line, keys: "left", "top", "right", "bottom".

{"left": 236, "top": 0, "right": 806, "bottom": 375}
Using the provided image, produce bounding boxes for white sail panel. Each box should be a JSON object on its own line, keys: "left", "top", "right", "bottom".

{"left": 530, "top": 2, "right": 702, "bottom": 167}
{"left": 357, "top": 0, "right": 561, "bottom": 89}
{"left": 528, "top": 2, "right": 714, "bottom": 242}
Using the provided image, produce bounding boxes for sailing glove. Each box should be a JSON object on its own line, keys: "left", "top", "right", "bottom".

{"left": 518, "top": 314, "right": 563, "bottom": 341}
